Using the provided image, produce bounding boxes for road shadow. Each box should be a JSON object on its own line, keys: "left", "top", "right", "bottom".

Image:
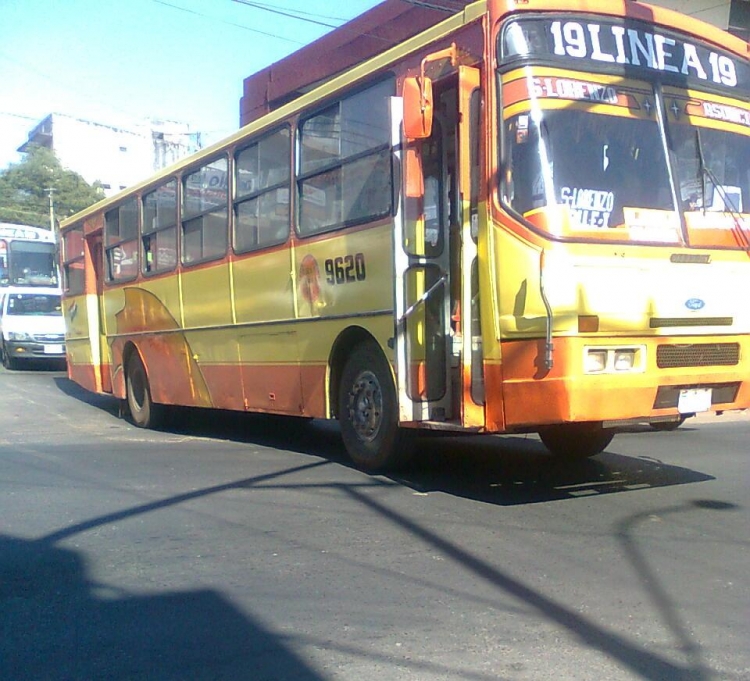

{"left": 0, "top": 533, "right": 324, "bottom": 681}
{"left": 53, "top": 377, "right": 714, "bottom": 507}
{"left": 395, "top": 433, "right": 715, "bottom": 505}
{"left": 54, "top": 376, "right": 349, "bottom": 461}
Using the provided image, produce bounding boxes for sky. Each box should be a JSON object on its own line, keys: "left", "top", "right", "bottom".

{"left": 0, "top": 0, "right": 384, "bottom": 171}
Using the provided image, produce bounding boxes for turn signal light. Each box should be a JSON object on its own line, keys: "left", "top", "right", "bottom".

{"left": 578, "top": 315, "right": 600, "bottom": 333}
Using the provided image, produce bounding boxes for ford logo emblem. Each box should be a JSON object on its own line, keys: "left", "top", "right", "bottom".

{"left": 685, "top": 298, "right": 705, "bottom": 311}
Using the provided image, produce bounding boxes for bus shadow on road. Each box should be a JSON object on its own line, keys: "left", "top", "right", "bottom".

{"left": 53, "top": 378, "right": 714, "bottom": 506}
{"left": 0, "top": 533, "right": 324, "bottom": 681}
{"left": 395, "top": 434, "right": 715, "bottom": 506}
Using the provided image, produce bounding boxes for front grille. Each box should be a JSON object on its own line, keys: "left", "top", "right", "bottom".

{"left": 32, "top": 334, "right": 64, "bottom": 343}
{"left": 650, "top": 317, "right": 733, "bottom": 328}
{"left": 656, "top": 343, "right": 740, "bottom": 368}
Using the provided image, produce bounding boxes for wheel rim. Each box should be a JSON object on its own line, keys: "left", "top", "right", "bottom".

{"left": 347, "top": 369, "right": 383, "bottom": 443}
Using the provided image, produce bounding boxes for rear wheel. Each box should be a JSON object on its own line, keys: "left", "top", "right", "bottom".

{"left": 126, "top": 352, "right": 162, "bottom": 428}
{"left": 338, "top": 341, "right": 412, "bottom": 472}
{"left": 538, "top": 423, "right": 614, "bottom": 459}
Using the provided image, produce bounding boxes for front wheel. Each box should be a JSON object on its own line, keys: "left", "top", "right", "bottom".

{"left": 126, "top": 352, "right": 162, "bottom": 428}
{"left": 538, "top": 422, "right": 614, "bottom": 459}
{"left": 338, "top": 341, "right": 412, "bottom": 472}
{"left": 2, "top": 343, "right": 18, "bottom": 370}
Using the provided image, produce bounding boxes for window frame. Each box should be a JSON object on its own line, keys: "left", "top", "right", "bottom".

{"left": 61, "top": 224, "right": 86, "bottom": 296}
{"left": 142, "top": 179, "right": 179, "bottom": 276}
{"left": 233, "top": 125, "right": 292, "bottom": 254}
{"left": 181, "top": 154, "right": 229, "bottom": 267}
{"left": 104, "top": 197, "right": 140, "bottom": 283}
{"left": 296, "top": 76, "right": 395, "bottom": 238}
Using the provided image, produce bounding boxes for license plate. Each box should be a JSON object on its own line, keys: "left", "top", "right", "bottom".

{"left": 678, "top": 388, "right": 712, "bottom": 414}
{"left": 43, "top": 344, "right": 64, "bottom": 355}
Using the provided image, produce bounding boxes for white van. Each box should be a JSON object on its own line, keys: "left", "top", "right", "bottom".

{"left": 0, "top": 287, "right": 66, "bottom": 370}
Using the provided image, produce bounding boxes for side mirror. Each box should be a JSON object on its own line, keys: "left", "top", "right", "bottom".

{"left": 403, "top": 76, "right": 433, "bottom": 140}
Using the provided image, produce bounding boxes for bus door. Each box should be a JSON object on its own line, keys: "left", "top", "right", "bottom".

{"left": 394, "top": 66, "right": 481, "bottom": 425}
{"left": 86, "top": 232, "right": 111, "bottom": 394}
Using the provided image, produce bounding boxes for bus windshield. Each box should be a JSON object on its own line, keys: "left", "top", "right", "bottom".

{"left": 7, "top": 242, "right": 59, "bottom": 286}
{"left": 504, "top": 102, "right": 676, "bottom": 237}
{"left": 672, "top": 124, "right": 750, "bottom": 214}
{"left": 498, "top": 14, "right": 750, "bottom": 247}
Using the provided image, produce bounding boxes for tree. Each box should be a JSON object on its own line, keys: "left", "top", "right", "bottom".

{"left": 0, "top": 145, "right": 105, "bottom": 228}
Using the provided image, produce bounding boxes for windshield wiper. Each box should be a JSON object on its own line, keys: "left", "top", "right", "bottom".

{"left": 694, "top": 128, "right": 750, "bottom": 254}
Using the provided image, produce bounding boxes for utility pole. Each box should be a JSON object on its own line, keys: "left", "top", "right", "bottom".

{"left": 46, "top": 187, "right": 56, "bottom": 232}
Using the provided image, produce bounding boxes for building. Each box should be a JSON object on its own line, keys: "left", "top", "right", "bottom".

{"left": 239, "top": 0, "right": 750, "bottom": 127}
{"left": 18, "top": 114, "right": 200, "bottom": 198}
{"left": 658, "top": 0, "right": 750, "bottom": 39}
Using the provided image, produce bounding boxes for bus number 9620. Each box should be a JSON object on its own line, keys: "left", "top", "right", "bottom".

{"left": 325, "top": 253, "right": 367, "bottom": 285}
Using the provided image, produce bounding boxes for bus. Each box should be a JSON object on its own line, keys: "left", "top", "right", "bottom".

{"left": 0, "top": 223, "right": 59, "bottom": 288}
{"left": 59, "top": 0, "right": 750, "bottom": 471}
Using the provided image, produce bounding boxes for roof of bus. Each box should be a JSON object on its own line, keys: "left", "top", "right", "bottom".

{"left": 0, "top": 223, "right": 56, "bottom": 243}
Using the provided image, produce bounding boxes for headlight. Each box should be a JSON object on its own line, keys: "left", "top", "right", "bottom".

{"left": 584, "top": 346, "right": 644, "bottom": 374}
{"left": 614, "top": 349, "right": 636, "bottom": 371}
{"left": 7, "top": 332, "right": 33, "bottom": 342}
{"left": 584, "top": 349, "right": 608, "bottom": 373}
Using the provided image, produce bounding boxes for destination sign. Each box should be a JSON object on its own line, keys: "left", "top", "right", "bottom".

{"left": 0, "top": 225, "right": 54, "bottom": 241}
{"left": 501, "top": 17, "right": 750, "bottom": 95}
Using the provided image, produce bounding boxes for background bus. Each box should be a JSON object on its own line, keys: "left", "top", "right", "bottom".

{"left": 0, "top": 222, "right": 59, "bottom": 288}
{"left": 59, "top": 0, "right": 750, "bottom": 472}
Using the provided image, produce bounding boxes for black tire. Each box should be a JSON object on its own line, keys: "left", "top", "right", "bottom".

{"left": 126, "top": 352, "right": 162, "bottom": 428}
{"left": 338, "top": 341, "right": 412, "bottom": 472}
{"left": 2, "top": 343, "right": 18, "bottom": 370}
{"left": 650, "top": 416, "right": 687, "bottom": 431}
{"left": 538, "top": 422, "right": 614, "bottom": 459}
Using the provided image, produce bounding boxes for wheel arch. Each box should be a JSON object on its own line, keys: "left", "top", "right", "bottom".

{"left": 328, "top": 326, "right": 390, "bottom": 419}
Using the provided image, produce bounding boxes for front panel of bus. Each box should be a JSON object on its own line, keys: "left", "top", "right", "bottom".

{"left": 484, "top": 4, "right": 750, "bottom": 430}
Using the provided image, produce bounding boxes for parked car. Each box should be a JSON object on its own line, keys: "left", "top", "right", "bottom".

{"left": 0, "top": 287, "right": 66, "bottom": 370}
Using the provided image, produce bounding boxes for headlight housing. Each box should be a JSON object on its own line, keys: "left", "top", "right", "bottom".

{"left": 7, "top": 331, "right": 33, "bottom": 342}
{"left": 584, "top": 349, "right": 608, "bottom": 373}
{"left": 584, "top": 346, "right": 645, "bottom": 374}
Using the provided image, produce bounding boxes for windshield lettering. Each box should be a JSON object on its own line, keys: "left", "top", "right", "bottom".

{"left": 532, "top": 77, "right": 618, "bottom": 104}
{"left": 561, "top": 187, "right": 614, "bottom": 228}
{"left": 701, "top": 102, "right": 750, "bottom": 127}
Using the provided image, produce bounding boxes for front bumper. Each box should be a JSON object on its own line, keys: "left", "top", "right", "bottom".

{"left": 5, "top": 340, "right": 66, "bottom": 361}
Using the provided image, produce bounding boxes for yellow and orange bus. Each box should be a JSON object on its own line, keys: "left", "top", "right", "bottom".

{"left": 59, "top": 0, "right": 750, "bottom": 471}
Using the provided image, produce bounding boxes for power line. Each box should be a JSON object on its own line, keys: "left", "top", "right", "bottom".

{"left": 0, "top": 112, "right": 39, "bottom": 122}
{"left": 231, "top": 0, "right": 341, "bottom": 30}
{"left": 151, "top": 0, "right": 304, "bottom": 43}
{"left": 228, "top": 0, "right": 349, "bottom": 23}
{"left": 0, "top": 50, "right": 142, "bottom": 123}
{"left": 230, "top": 0, "right": 411, "bottom": 45}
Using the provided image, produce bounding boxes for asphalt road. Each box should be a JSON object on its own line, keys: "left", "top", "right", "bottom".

{"left": 0, "top": 364, "right": 748, "bottom": 681}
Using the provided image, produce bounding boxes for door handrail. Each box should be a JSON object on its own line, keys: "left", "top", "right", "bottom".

{"left": 396, "top": 273, "right": 448, "bottom": 329}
